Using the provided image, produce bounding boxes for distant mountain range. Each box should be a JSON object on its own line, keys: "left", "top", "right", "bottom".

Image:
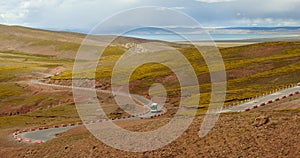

{"left": 222, "top": 26, "right": 300, "bottom": 31}
{"left": 121, "top": 26, "right": 300, "bottom": 35}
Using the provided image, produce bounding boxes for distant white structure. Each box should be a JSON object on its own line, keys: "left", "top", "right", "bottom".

{"left": 124, "top": 43, "right": 137, "bottom": 49}
{"left": 123, "top": 43, "right": 147, "bottom": 55}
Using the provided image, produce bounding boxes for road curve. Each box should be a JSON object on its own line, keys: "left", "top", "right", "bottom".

{"left": 12, "top": 73, "right": 166, "bottom": 144}
{"left": 12, "top": 72, "right": 299, "bottom": 144}
{"left": 31, "top": 79, "right": 165, "bottom": 118}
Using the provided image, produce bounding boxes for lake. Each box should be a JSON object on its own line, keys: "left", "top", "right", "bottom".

{"left": 124, "top": 33, "right": 295, "bottom": 42}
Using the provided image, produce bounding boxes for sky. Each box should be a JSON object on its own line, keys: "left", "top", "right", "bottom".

{"left": 0, "top": 0, "right": 300, "bottom": 33}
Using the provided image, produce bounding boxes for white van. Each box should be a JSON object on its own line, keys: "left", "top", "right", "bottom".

{"left": 150, "top": 103, "right": 161, "bottom": 113}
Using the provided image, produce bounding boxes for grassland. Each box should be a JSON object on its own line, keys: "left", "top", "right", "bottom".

{"left": 0, "top": 25, "right": 300, "bottom": 157}
{"left": 52, "top": 41, "right": 300, "bottom": 110}
{"left": 0, "top": 48, "right": 75, "bottom": 117}
{"left": 0, "top": 39, "right": 299, "bottom": 119}
{"left": 0, "top": 104, "right": 80, "bottom": 129}
{"left": 0, "top": 24, "right": 299, "bottom": 126}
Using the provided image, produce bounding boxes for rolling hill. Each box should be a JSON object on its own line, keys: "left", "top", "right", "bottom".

{"left": 0, "top": 24, "right": 299, "bottom": 157}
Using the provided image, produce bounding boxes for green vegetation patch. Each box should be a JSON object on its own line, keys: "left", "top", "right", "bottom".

{"left": 0, "top": 83, "right": 23, "bottom": 99}
{"left": 26, "top": 104, "right": 78, "bottom": 118}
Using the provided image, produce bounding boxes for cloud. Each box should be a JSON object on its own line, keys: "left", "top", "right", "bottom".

{"left": 235, "top": 17, "right": 300, "bottom": 26}
{"left": 0, "top": 0, "right": 141, "bottom": 30}
{"left": 170, "top": 7, "right": 185, "bottom": 10}
{"left": 186, "top": 0, "right": 300, "bottom": 27}
{"left": 0, "top": 0, "right": 63, "bottom": 25}
{"left": 194, "top": 0, "right": 236, "bottom": 3}
{"left": 0, "top": 0, "right": 299, "bottom": 32}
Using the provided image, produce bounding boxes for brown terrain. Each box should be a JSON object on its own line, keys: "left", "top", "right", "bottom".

{"left": 0, "top": 95, "right": 299, "bottom": 157}
{"left": 0, "top": 24, "right": 299, "bottom": 157}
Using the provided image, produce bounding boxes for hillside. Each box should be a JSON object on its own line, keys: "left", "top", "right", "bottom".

{"left": 0, "top": 25, "right": 299, "bottom": 157}
{"left": 0, "top": 25, "right": 299, "bottom": 113}
{"left": 51, "top": 41, "right": 300, "bottom": 110}
{"left": 1, "top": 96, "right": 300, "bottom": 157}
{"left": 0, "top": 24, "right": 167, "bottom": 59}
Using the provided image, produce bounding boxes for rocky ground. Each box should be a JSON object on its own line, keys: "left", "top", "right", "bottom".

{"left": 1, "top": 95, "right": 299, "bottom": 157}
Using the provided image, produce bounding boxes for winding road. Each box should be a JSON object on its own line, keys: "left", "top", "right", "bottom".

{"left": 12, "top": 72, "right": 166, "bottom": 143}
{"left": 18, "top": 126, "right": 75, "bottom": 142}
{"left": 12, "top": 72, "right": 299, "bottom": 144}
{"left": 221, "top": 85, "right": 300, "bottom": 113}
